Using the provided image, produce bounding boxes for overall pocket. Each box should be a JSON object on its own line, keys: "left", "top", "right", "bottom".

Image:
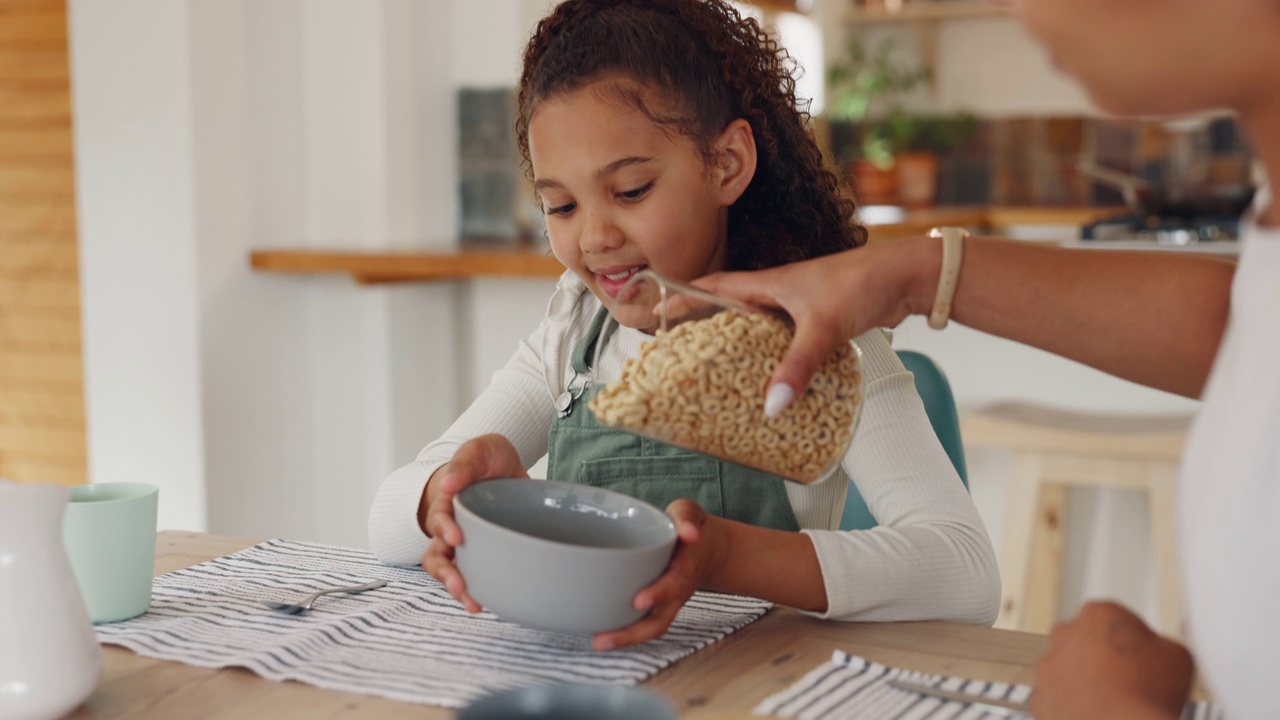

{"left": 576, "top": 454, "right": 724, "bottom": 517}
{"left": 576, "top": 453, "right": 801, "bottom": 532}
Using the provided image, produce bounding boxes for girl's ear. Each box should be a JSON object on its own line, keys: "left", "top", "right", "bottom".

{"left": 711, "top": 118, "right": 757, "bottom": 205}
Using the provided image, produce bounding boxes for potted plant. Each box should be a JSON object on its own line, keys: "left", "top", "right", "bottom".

{"left": 827, "top": 36, "right": 977, "bottom": 206}
{"left": 889, "top": 111, "right": 979, "bottom": 207}
{"left": 826, "top": 35, "right": 927, "bottom": 204}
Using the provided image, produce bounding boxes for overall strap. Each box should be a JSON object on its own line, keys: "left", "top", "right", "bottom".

{"left": 571, "top": 305, "right": 616, "bottom": 375}
{"left": 556, "top": 305, "right": 616, "bottom": 419}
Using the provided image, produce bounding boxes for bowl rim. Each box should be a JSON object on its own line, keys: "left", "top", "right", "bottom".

{"left": 454, "top": 478, "right": 677, "bottom": 555}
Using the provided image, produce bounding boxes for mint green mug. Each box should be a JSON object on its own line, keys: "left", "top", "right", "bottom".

{"left": 63, "top": 483, "right": 159, "bottom": 623}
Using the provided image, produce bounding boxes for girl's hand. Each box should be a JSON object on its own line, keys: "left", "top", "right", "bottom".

{"left": 591, "top": 499, "right": 728, "bottom": 651}
{"left": 420, "top": 434, "right": 528, "bottom": 613}
{"left": 1030, "top": 601, "right": 1193, "bottom": 720}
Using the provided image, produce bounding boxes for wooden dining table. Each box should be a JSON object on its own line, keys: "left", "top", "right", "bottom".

{"left": 60, "top": 531, "right": 1157, "bottom": 719}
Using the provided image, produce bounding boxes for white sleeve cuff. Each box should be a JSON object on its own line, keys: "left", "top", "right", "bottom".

{"left": 798, "top": 528, "right": 861, "bottom": 620}
{"left": 368, "top": 459, "right": 447, "bottom": 565}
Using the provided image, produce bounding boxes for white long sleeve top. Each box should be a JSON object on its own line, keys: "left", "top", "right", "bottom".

{"left": 369, "top": 271, "right": 1000, "bottom": 624}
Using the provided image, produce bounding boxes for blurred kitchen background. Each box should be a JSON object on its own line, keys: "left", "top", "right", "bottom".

{"left": 4, "top": 0, "right": 1239, "bottom": 634}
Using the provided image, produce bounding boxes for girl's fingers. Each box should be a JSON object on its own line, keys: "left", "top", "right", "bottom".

{"left": 592, "top": 598, "right": 683, "bottom": 650}
{"left": 434, "top": 470, "right": 472, "bottom": 496}
{"left": 424, "top": 494, "right": 463, "bottom": 546}
{"left": 422, "top": 539, "right": 481, "bottom": 612}
{"left": 591, "top": 509, "right": 711, "bottom": 650}
{"left": 422, "top": 539, "right": 458, "bottom": 582}
{"left": 637, "top": 548, "right": 700, "bottom": 611}
{"left": 446, "top": 434, "right": 530, "bottom": 486}
{"left": 457, "top": 590, "right": 482, "bottom": 614}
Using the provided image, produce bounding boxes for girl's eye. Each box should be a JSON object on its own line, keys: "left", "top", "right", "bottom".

{"left": 545, "top": 201, "right": 576, "bottom": 216}
{"left": 618, "top": 182, "right": 654, "bottom": 201}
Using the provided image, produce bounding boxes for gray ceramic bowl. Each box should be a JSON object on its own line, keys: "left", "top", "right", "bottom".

{"left": 453, "top": 478, "right": 677, "bottom": 635}
{"left": 456, "top": 684, "right": 675, "bottom": 720}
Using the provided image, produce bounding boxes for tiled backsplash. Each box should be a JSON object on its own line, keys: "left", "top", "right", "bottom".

{"left": 833, "top": 115, "right": 1252, "bottom": 207}
{"left": 460, "top": 88, "right": 1254, "bottom": 230}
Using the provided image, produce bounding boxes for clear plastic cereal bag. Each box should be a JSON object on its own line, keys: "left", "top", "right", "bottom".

{"left": 587, "top": 270, "right": 863, "bottom": 485}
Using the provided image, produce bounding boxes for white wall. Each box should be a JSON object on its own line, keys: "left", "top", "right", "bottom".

{"left": 70, "top": 0, "right": 490, "bottom": 545}
{"left": 70, "top": 0, "right": 209, "bottom": 533}
{"left": 931, "top": 19, "right": 1093, "bottom": 116}
{"left": 814, "top": 0, "right": 1094, "bottom": 117}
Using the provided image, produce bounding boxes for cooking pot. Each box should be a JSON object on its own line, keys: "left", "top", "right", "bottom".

{"left": 1079, "top": 119, "right": 1255, "bottom": 219}
{"left": 1078, "top": 158, "right": 1255, "bottom": 219}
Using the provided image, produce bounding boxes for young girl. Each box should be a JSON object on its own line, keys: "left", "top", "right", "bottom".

{"left": 697, "top": 1, "right": 1280, "bottom": 717}
{"left": 368, "top": 0, "right": 998, "bottom": 650}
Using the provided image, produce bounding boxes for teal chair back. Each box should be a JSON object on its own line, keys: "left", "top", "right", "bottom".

{"left": 839, "top": 349, "right": 968, "bottom": 531}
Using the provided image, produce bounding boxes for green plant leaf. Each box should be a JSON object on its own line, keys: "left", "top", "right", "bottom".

{"left": 826, "top": 35, "right": 977, "bottom": 161}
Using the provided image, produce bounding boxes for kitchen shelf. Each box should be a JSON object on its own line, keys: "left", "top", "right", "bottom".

{"left": 249, "top": 207, "right": 1119, "bottom": 285}
{"left": 250, "top": 244, "right": 564, "bottom": 284}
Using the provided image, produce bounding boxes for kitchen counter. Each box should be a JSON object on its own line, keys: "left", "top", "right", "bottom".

{"left": 249, "top": 243, "right": 565, "bottom": 284}
{"left": 1058, "top": 238, "right": 1240, "bottom": 256}
{"left": 249, "top": 206, "right": 1124, "bottom": 284}
{"left": 861, "top": 205, "right": 1123, "bottom": 240}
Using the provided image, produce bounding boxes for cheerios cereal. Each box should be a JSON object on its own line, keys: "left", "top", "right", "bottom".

{"left": 588, "top": 310, "right": 862, "bottom": 483}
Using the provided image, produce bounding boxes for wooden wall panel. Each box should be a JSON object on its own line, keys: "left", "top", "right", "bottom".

{"left": 0, "top": 51, "right": 68, "bottom": 83}
{"left": 0, "top": 0, "right": 86, "bottom": 485}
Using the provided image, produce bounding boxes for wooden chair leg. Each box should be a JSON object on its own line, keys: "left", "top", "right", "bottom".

{"left": 1023, "top": 482, "right": 1068, "bottom": 634}
{"left": 996, "top": 452, "right": 1041, "bottom": 630}
{"left": 1147, "top": 461, "right": 1184, "bottom": 639}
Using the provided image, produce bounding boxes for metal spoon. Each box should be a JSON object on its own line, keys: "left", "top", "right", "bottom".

{"left": 262, "top": 579, "right": 387, "bottom": 614}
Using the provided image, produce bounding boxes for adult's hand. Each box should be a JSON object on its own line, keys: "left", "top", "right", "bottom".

{"left": 702, "top": 235, "right": 1232, "bottom": 404}
{"left": 1031, "top": 601, "right": 1193, "bottom": 720}
{"left": 694, "top": 239, "right": 936, "bottom": 414}
{"left": 420, "top": 434, "right": 528, "bottom": 612}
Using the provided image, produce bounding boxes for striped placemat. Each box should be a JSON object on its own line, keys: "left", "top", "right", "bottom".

{"left": 95, "top": 538, "right": 771, "bottom": 708}
{"left": 754, "top": 650, "right": 1225, "bottom": 719}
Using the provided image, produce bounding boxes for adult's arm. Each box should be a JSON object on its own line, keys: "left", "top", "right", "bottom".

{"left": 696, "top": 236, "right": 1234, "bottom": 401}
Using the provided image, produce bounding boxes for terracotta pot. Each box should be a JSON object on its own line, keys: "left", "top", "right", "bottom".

{"left": 846, "top": 159, "right": 899, "bottom": 206}
{"left": 895, "top": 151, "right": 939, "bottom": 208}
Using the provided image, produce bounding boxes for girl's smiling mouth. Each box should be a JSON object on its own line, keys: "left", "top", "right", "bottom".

{"left": 596, "top": 264, "right": 649, "bottom": 298}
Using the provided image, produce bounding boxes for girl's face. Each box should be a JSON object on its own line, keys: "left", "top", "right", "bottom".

{"left": 1013, "top": 0, "right": 1280, "bottom": 117}
{"left": 528, "top": 79, "right": 754, "bottom": 331}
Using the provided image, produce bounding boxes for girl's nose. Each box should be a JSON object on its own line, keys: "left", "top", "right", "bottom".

{"left": 579, "top": 210, "right": 625, "bottom": 255}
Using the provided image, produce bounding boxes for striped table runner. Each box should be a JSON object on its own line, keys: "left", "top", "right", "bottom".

{"left": 754, "top": 650, "right": 1225, "bottom": 719}
{"left": 95, "top": 539, "right": 771, "bottom": 708}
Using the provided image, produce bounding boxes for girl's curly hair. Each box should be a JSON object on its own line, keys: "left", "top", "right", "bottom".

{"left": 515, "top": 0, "right": 867, "bottom": 272}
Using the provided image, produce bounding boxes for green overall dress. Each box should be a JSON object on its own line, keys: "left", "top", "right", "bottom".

{"left": 546, "top": 307, "right": 801, "bottom": 532}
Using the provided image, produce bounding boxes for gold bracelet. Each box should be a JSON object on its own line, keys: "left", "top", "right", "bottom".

{"left": 927, "top": 226, "right": 968, "bottom": 330}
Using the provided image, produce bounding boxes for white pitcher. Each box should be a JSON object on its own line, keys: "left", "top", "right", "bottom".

{"left": 0, "top": 480, "right": 101, "bottom": 720}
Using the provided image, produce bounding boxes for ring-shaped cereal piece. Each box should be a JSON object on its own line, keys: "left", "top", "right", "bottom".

{"left": 755, "top": 426, "right": 780, "bottom": 449}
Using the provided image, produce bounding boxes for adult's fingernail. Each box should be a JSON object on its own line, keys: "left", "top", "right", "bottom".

{"left": 764, "top": 383, "right": 795, "bottom": 418}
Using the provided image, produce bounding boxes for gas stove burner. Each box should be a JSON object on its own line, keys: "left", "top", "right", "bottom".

{"left": 1081, "top": 212, "right": 1239, "bottom": 244}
